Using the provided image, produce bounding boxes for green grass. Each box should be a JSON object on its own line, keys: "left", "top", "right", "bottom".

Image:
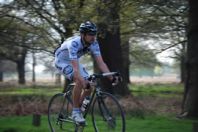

{"left": 126, "top": 115, "right": 192, "bottom": 132}
{"left": 0, "top": 87, "right": 62, "bottom": 96}
{"left": 0, "top": 115, "right": 192, "bottom": 132}
{"left": 129, "top": 83, "right": 184, "bottom": 97}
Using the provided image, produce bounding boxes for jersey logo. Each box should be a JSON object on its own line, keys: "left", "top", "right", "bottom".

{"left": 63, "top": 65, "right": 73, "bottom": 75}
{"left": 72, "top": 42, "right": 78, "bottom": 48}
{"left": 77, "top": 47, "right": 90, "bottom": 57}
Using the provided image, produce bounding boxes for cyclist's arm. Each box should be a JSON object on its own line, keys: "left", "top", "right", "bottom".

{"left": 94, "top": 56, "right": 113, "bottom": 81}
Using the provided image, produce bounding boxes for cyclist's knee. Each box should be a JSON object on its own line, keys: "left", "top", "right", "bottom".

{"left": 75, "top": 81, "right": 86, "bottom": 89}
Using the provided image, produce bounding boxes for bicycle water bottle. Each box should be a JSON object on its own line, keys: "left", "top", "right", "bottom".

{"left": 81, "top": 96, "right": 90, "bottom": 112}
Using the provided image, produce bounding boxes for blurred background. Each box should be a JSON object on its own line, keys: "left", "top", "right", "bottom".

{"left": 1, "top": 0, "right": 197, "bottom": 132}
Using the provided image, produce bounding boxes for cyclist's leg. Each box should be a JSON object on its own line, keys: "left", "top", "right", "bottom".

{"left": 55, "top": 60, "right": 85, "bottom": 124}
{"left": 55, "top": 60, "right": 80, "bottom": 107}
{"left": 55, "top": 60, "right": 78, "bottom": 106}
{"left": 54, "top": 60, "right": 74, "bottom": 80}
{"left": 71, "top": 63, "right": 92, "bottom": 124}
{"left": 55, "top": 61, "right": 90, "bottom": 105}
{"left": 78, "top": 65, "right": 92, "bottom": 105}
{"left": 55, "top": 61, "right": 81, "bottom": 115}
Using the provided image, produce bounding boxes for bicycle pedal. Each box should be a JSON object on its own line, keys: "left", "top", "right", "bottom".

{"left": 75, "top": 121, "right": 87, "bottom": 126}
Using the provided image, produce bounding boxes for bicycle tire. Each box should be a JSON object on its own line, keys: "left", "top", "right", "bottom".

{"left": 91, "top": 92, "right": 125, "bottom": 132}
{"left": 48, "top": 93, "right": 75, "bottom": 132}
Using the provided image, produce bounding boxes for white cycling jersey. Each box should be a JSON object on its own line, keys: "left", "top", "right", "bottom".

{"left": 55, "top": 36, "right": 101, "bottom": 60}
{"left": 54, "top": 35, "right": 101, "bottom": 80}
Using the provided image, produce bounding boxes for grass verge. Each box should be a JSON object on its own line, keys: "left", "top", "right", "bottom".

{"left": 0, "top": 115, "right": 192, "bottom": 132}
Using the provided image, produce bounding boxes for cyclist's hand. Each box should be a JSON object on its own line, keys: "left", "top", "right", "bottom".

{"left": 111, "top": 75, "right": 122, "bottom": 86}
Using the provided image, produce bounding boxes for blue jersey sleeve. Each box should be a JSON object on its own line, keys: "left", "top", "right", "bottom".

{"left": 68, "top": 41, "right": 79, "bottom": 60}
{"left": 90, "top": 41, "right": 101, "bottom": 57}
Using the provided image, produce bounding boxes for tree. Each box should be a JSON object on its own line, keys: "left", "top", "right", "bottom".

{"left": 120, "top": 2, "right": 136, "bottom": 84}
{"left": 182, "top": 0, "right": 198, "bottom": 119}
{"left": 96, "top": 0, "right": 130, "bottom": 96}
{"left": 0, "top": 60, "right": 17, "bottom": 82}
{"left": 0, "top": 47, "right": 27, "bottom": 84}
{"left": 146, "top": 0, "right": 188, "bottom": 83}
{"left": 0, "top": 17, "right": 29, "bottom": 84}
{"left": 129, "top": 41, "right": 161, "bottom": 71}
{"left": 0, "top": 0, "right": 61, "bottom": 84}
{"left": 123, "top": 0, "right": 188, "bottom": 82}
{"left": 0, "top": 60, "right": 4, "bottom": 82}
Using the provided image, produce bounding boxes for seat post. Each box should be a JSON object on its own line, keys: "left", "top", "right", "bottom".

{"left": 63, "top": 78, "right": 73, "bottom": 93}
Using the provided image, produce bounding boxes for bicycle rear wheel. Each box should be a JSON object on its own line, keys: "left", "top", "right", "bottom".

{"left": 92, "top": 92, "right": 125, "bottom": 132}
{"left": 48, "top": 93, "right": 75, "bottom": 132}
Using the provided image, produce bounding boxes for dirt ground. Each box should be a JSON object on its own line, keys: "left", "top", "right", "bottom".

{"left": 0, "top": 94, "right": 182, "bottom": 116}
{"left": 120, "top": 95, "right": 182, "bottom": 115}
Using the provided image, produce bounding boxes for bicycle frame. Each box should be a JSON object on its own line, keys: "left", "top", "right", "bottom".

{"left": 65, "top": 72, "right": 121, "bottom": 120}
{"left": 82, "top": 83, "right": 101, "bottom": 118}
{"left": 48, "top": 72, "right": 125, "bottom": 132}
{"left": 66, "top": 81, "right": 102, "bottom": 119}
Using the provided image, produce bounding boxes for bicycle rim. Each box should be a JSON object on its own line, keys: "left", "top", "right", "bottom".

{"left": 48, "top": 93, "right": 75, "bottom": 132}
{"left": 92, "top": 92, "right": 125, "bottom": 132}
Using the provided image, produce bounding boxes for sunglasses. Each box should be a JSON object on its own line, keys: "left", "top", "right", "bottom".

{"left": 87, "top": 32, "right": 97, "bottom": 36}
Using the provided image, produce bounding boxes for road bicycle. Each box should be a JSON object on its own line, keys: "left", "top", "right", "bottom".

{"left": 48, "top": 72, "right": 125, "bottom": 132}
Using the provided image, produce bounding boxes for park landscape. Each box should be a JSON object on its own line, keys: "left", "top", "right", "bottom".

{"left": 1, "top": 0, "right": 198, "bottom": 132}
{"left": 0, "top": 79, "right": 194, "bottom": 132}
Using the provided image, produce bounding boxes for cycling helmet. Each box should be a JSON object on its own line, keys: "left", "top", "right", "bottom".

{"left": 79, "top": 21, "right": 97, "bottom": 35}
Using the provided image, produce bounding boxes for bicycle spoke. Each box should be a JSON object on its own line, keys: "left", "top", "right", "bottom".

{"left": 75, "top": 124, "right": 85, "bottom": 132}
{"left": 92, "top": 92, "right": 125, "bottom": 132}
{"left": 48, "top": 93, "right": 75, "bottom": 132}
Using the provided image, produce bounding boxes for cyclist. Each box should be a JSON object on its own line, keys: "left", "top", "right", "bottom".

{"left": 54, "top": 21, "right": 119, "bottom": 124}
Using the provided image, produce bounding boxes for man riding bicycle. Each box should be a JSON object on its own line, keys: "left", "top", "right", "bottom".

{"left": 54, "top": 21, "right": 119, "bottom": 124}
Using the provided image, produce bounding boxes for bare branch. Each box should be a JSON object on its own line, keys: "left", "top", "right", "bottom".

{"left": 155, "top": 40, "right": 187, "bottom": 54}
{"left": 23, "top": 0, "right": 66, "bottom": 38}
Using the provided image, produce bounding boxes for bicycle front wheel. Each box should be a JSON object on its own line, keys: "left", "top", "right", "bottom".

{"left": 92, "top": 92, "right": 125, "bottom": 132}
{"left": 48, "top": 93, "right": 75, "bottom": 132}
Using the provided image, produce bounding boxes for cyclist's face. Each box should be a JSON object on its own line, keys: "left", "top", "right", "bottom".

{"left": 84, "top": 33, "right": 96, "bottom": 44}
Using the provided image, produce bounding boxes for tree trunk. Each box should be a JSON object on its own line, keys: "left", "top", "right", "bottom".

{"left": 16, "top": 50, "right": 27, "bottom": 84}
{"left": 32, "top": 51, "right": 36, "bottom": 83}
{"left": 0, "top": 72, "right": 3, "bottom": 82}
{"left": 182, "top": 0, "right": 198, "bottom": 118}
{"left": 32, "top": 114, "right": 41, "bottom": 127}
{"left": 0, "top": 60, "right": 3, "bottom": 82}
{"left": 180, "top": 42, "right": 187, "bottom": 83}
{"left": 97, "top": 0, "right": 130, "bottom": 96}
{"left": 122, "top": 40, "right": 130, "bottom": 83}
{"left": 180, "top": 54, "right": 185, "bottom": 83}
{"left": 193, "top": 123, "right": 198, "bottom": 132}
{"left": 16, "top": 60, "right": 26, "bottom": 84}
